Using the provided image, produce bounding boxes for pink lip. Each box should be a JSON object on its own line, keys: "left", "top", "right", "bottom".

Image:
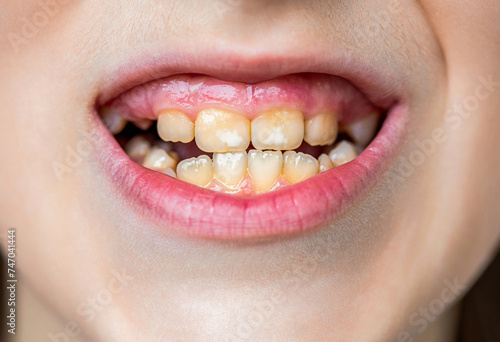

{"left": 91, "top": 50, "right": 408, "bottom": 239}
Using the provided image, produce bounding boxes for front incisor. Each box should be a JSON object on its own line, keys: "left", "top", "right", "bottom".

{"left": 248, "top": 150, "right": 283, "bottom": 192}
{"left": 283, "top": 151, "right": 319, "bottom": 184}
{"left": 251, "top": 110, "right": 304, "bottom": 150}
{"left": 195, "top": 108, "right": 250, "bottom": 152}
{"left": 157, "top": 110, "right": 195, "bottom": 143}
{"left": 213, "top": 152, "right": 247, "bottom": 188}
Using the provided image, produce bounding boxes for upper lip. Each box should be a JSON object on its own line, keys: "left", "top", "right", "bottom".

{"left": 91, "top": 45, "right": 408, "bottom": 240}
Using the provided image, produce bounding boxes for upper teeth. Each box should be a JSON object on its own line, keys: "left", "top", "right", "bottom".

{"left": 342, "top": 112, "right": 380, "bottom": 147}
{"left": 157, "top": 110, "right": 195, "bottom": 143}
{"left": 251, "top": 110, "right": 304, "bottom": 150}
{"left": 195, "top": 108, "right": 250, "bottom": 153}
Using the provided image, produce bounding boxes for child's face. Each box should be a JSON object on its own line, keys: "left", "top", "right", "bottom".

{"left": 1, "top": 1, "right": 499, "bottom": 340}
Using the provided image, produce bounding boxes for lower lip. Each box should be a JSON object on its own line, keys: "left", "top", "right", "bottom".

{"left": 92, "top": 103, "right": 407, "bottom": 239}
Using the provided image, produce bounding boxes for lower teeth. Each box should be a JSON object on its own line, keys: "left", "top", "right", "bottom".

{"left": 124, "top": 135, "right": 360, "bottom": 194}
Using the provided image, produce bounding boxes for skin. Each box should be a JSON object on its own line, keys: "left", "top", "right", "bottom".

{"left": 1, "top": 0, "right": 499, "bottom": 341}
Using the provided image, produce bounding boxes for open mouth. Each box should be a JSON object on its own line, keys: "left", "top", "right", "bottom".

{"left": 100, "top": 73, "right": 383, "bottom": 194}
{"left": 93, "top": 59, "right": 406, "bottom": 239}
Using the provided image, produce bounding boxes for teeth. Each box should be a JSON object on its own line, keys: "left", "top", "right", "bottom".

{"left": 248, "top": 150, "right": 283, "bottom": 192}
{"left": 163, "top": 167, "right": 177, "bottom": 178}
{"left": 304, "top": 112, "right": 338, "bottom": 146}
{"left": 283, "top": 151, "right": 319, "bottom": 184}
{"left": 213, "top": 152, "right": 247, "bottom": 188}
{"left": 157, "top": 110, "right": 194, "bottom": 143}
{"left": 101, "top": 107, "right": 127, "bottom": 134}
{"left": 343, "top": 112, "right": 380, "bottom": 147}
{"left": 251, "top": 110, "right": 304, "bottom": 150}
{"left": 134, "top": 119, "right": 153, "bottom": 131}
{"left": 318, "top": 153, "right": 334, "bottom": 172}
{"left": 176, "top": 155, "right": 214, "bottom": 187}
{"left": 195, "top": 108, "right": 250, "bottom": 153}
{"left": 142, "top": 147, "right": 179, "bottom": 171}
{"left": 328, "top": 140, "right": 358, "bottom": 166}
{"left": 125, "top": 136, "right": 151, "bottom": 163}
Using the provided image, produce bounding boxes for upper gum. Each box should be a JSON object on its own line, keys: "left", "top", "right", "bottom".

{"left": 106, "top": 73, "right": 378, "bottom": 124}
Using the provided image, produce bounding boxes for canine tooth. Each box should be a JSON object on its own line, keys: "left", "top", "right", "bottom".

{"left": 142, "top": 147, "right": 179, "bottom": 171}
{"left": 195, "top": 108, "right": 250, "bottom": 152}
{"left": 101, "top": 107, "right": 127, "bottom": 134}
{"left": 248, "top": 150, "right": 282, "bottom": 192}
{"left": 163, "top": 167, "right": 177, "bottom": 178}
{"left": 176, "top": 155, "right": 214, "bottom": 187}
{"left": 251, "top": 110, "right": 304, "bottom": 150}
{"left": 304, "top": 113, "right": 338, "bottom": 146}
{"left": 157, "top": 110, "right": 194, "bottom": 143}
{"left": 344, "top": 112, "right": 380, "bottom": 147}
{"left": 328, "top": 140, "right": 358, "bottom": 166}
{"left": 134, "top": 119, "right": 153, "bottom": 131}
{"left": 125, "top": 136, "right": 151, "bottom": 163}
{"left": 283, "top": 151, "right": 319, "bottom": 184}
{"left": 318, "top": 154, "right": 334, "bottom": 172}
{"left": 213, "top": 152, "right": 247, "bottom": 188}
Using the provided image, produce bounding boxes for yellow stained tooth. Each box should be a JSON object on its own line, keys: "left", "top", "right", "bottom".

{"left": 248, "top": 150, "right": 282, "bottom": 192}
{"left": 328, "top": 140, "right": 358, "bottom": 166}
{"left": 283, "top": 151, "right": 319, "bottom": 184}
{"left": 101, "top": 106, "right": 127, "bottom": 134}
{"left": 177, "top": 155, "right": 214, "bottom": 187}
{"left": 142, "top": 147, "right": 179, "bottom": 171}
{"left": 157, "top": 110, "right": 194, "bottom": 143}
{"left": 251, "top": 110, "right": 304, "bottom": 150}
{"left": 163, "top": 167, "right": 177, "bottom": 178}
{"left": 125, "top": 136, "right": 151, "bottom": 163}
{"left": 318, "top": 153, "right": 334, "bottom": 172}
{"left": 195, "top": 108, "right": 250, "bottom": 153}
{"left": 213, "top": 152, "right": 247, "bottom": 188}
{"left": 304, "top": 112, "right": 338, "bottom": 146}
{"left": 343, "top": 112, "right": 380, "bottom": 147}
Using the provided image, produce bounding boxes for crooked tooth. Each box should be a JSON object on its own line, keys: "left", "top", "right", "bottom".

{"left": 304, "top": 112, "right": 338, "bottom": 146}
{"left": 344, "top": 112, "right": 380, "bottom": 147}
{"left": 101, "top": 107, "right": 127, "bottom": 134}
{"left": 163, "top": 167, "right": 177, "bottom": 178}
{"left": 176, "top": 155, "right": 214, "bottom": 187}
{"left": 251, "top": 110, "right": 304, "bottom": 150}
{"left": 125, "top": 136, "right": 151, "bottom": 163}
{"left": 195, "top": 108, "right": 250, "bottom": 152}
{"left": 318, "top": 153, "right": 334, "bottom": 172}
{"left": 283, "top": 151, "right": 319, "bottom": 184}
{"left": 248, "top": 150, "right": 282, "bottom": 192}
{"left": 142, "top": 147, "right": 179, "bottom": 171}
{"left": 328, "top": 140, "right": 358, "bottom": 166}
{"left": 157, "top": 110, "right": 194, "bottom": 143}
{"left": 213, "top": 152, "right": 247, "bottom": 188}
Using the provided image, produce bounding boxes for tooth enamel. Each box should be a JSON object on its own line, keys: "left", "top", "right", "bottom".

{"left": 195, "top": 108, "right": 250, "bottom": 152}
{"left": 283, "top": 151, "right": 319, "bottom": 184}
{"left": 251, "top": 110, "right": 304, "bottom": 150}
{"left": 142, "top": 147, "right": 179, "bottom": 171}
{"left": 344, "top": 112, "right": 380, "bottom": 147}
{"left": 101, "top": 107, "right": 127, "bottom": 134}
{"left": 318, "top": 153, "right": 334, "bottom": 172}
{"left": 213, "top": 152, "right": 247, "bottom": 188}
{"left": 163, "top": 167, "right": 177, "bottom": 178}
{"left": 328, "top": 140, "right": 358, "bottom": 166}
{"left": 134, "top": 119, "right": 153, "bottom": 131}
{"left": 157, "top": 110, "right": 195, "bottom": 143}
{"left": 304, "top": 112, "right": 338, "bottom": 146}
{"left": 248, "top": 150, "right": 283, "bottom": 192}
{"left": 125, "top": 136, "right": 151, "bottom": 163}
{"left": 176, "top": 155, "right": 214, "bottom": 187}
